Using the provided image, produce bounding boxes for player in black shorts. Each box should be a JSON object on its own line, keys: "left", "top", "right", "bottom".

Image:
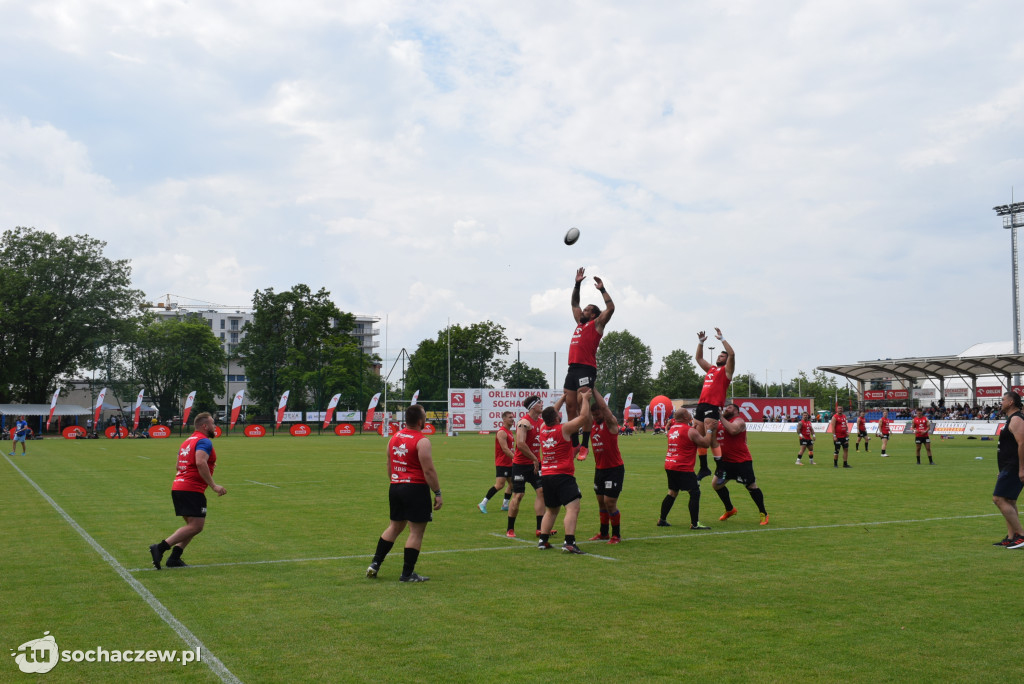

{"left": 993, "top": 392, "right": 1024, "bottom": 548}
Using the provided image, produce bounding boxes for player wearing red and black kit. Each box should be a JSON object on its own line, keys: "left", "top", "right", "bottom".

{"left": 796, "top": 412, "right": 816, "bottom": 465}
{"left": 658, "top": 408, "right": 712, "bottom": 529}
{"left": 829, "top": 410, "right": 852, "bottom": 468}
{"left": 537, "top": 389, "right": 593, "bottom": 554}
{"left": 366, "top": 405, "right": 442, "bottom": 582}
{"left": 712, "top": 404, "right": 769, "bottom": 525}
{"left": 149, "top": 412, "right": 226, "bottom": 570}
{"left": 588, "top": 389, "right": 625, "bottom": 543}
{"left": 564, "top": 267, "right": 615, "bottom": 458}
{"left": 878, "top": 410, "right": 892, "bottom": 457}
{"left": 855, "top": 412, "right": 871, "bottom": 452}
{"left": 694, "top": 328, "right": 736, "bottom": 479}
{"left": 507, "top": 396, "right": 548, "bottom": 538}
{"left": 478, "top": 411, "right": 514, "bottom": 513}
{"left": 912, "top": 409, "right": 934, "bottom": 465}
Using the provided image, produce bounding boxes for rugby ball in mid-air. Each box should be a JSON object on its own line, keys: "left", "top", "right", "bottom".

{"left": 564, "top": 227, "right": 580, "bottom": 245}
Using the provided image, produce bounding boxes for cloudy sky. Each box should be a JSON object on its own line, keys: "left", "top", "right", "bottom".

{"left": 3, "top": 1, "right": 1023, "bottom": 389}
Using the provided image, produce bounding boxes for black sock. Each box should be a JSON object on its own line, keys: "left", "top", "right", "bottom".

{"left": 484, "top": 486, "right": 498, "bottom": 501}
{"left": 507, "top": 516, "right": 516, "bottom": 531}
{"left": 716, "top": 487, "right": 733, "bottom": 511}
{"left": 688, "top": 489, "right": 701, "bottom": 526}
{"left": 157, "top": 540, "right": 171, "bottom": 553}
{"left": 660, "top": 494, "right": 676, "bottom": 521}
{"left": 600, "top": 522, "right": 609, "bottom": 536}
{"left": 540, "top": 533, "right": 550, "bottom": 544}
{"left": 581, "top": 431, "right": 590, "bottom": 448}
{"left": 564, "top": 534, "right": 576, "bottom": 545}
{"left": 571, "top": 433, "right": 580, "bottom": 448}
{"left": 402, "top": 547, "right": 420, "bottom": 576}
{"left": 537, "top": 515, "right": 544, "bottom": 530}
{"left": 373, "top": 537, "right": 395, "bottom": 565}
{"left": 748, "top": 488, "right": 766, "bottom": 515}
{"left": 169, "top": 546, "right": 183, "bottom": 561}
{"left": 503, "top": 493, "right": 511, "bottom": 502}
{"left": 611, "top": 512, "right": 620, "bottom": 537}
{"left": 699, "top": 454, "right": 709, "bottom": 470}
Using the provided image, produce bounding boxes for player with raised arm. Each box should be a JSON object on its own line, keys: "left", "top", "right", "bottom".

{"left": 587, "top": 388, "right": 625, "bottom": 543}
{"left": 537, "top": 387, "right": 593, "bottom": 554}
{"left": 658, "top": 407, "right": 713, "bottom": 530}
{"left": 478, "top": 411, "right": 514, "bottom": 513}
{"left": 712, "top": 404, "right": 769, "bottom": 525}
{"left": 829, "top": 408, "right": 852, "bottom": 468}
{"left": 563, "top": 267, "right": 615, "bottom": 459}
{"left": 506, "top": 396, "right": 553, "bottom": 539}
{"left": 795, "top": 412, "right": 816, "bottom": 465}
{"left": 694, "top": 328, "right": 735, "bottom": 479}
{"left": 912, "top": 408, "right": 934, "bottom": 465}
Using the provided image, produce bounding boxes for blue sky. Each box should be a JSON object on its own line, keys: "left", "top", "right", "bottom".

{"left": 2, "top": 1, "right": 1023, "bottom": 389}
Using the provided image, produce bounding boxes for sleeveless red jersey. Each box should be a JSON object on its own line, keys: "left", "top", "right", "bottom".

{"left": 513, "top": 415, "right": 543, "bottom": 465}
{"left": 494, "top": 426, "right": 514, "bottom": 467}
{"left": 388, "top": 428, "right": 427, "bottom": 484}
{"left": 716, "top": 419, "right": 752, "bottom": 463}
{"left": 857, "top": 417, "right": 867, "bottom": 432}
{"left": 699, "top": 365, "right": 730, "bottom": 406}
{"left": 539, "top": 424, "right": 575, "bottom": 476}
{"left": 834, "top": 414, "right": 849, "bottom": 438}
{"left": 913, "top": 416, "right": 929, "bottom": 437}
{"left": 798, "top": 420, "right": 813, "bottom": 439}
{"left": 172, "top": 431, "right": 217, "bottom": 493}
{"left": 879, "top": 417, "right": 891, "bottom": 435}
{"left": 568, "top": 319, "right": 602, "bottom": 367}
{"left": 665, "top": 423, "right": 697, "bottom": 472}
{"left": 591, "top": 421, "right": 623, "bottom": 469}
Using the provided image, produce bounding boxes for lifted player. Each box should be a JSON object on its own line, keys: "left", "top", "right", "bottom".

{"left": 912, "top": 408, "right": 934, "bottom": 465}
{"left": 694, "top": 328, "right": 735, "bottom": 479}
{"left": 795, "top": 412, "right": 816, "bottom": 465}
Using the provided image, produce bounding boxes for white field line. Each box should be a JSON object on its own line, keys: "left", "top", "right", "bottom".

{"left": 245, "top": 480, "right": 281, "bottom": 489}
{"left": 4, "top": 454, "right": 243, "bottom": 684}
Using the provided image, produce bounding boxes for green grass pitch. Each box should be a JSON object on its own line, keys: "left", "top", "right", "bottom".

{"left": 2, "top": 430, "right": 1019, "bottom": 682}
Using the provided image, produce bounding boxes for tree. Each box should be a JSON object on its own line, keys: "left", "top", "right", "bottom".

{"left": 731, "top": 373, "right": 765, "bottom": 398}
{"left": 406, "top": 322, "right": 511, "bottom": 401}
{"left": 0, "top": 227, "right": 144, "bottom": 403}
{"left": 595, "top": 330, "right": 653, "bottom": 413}
{"left": 115, "top": 316, "right": 226, "bottom": 420}
{"left": 652, "top": 349, "right": 703, "bottom": 399}
{"left": 234, "top": 285, "right": 374, "bottom": 415}
{"left": 501, "top": 361, "right": 549, "bottom": 390}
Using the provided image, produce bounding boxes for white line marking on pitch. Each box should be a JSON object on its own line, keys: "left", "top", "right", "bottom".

{"left": 488, "top": 532, "right": 618, "bottom": 560}
{"left": 245, "top": 480, "right": 281, "bottom": 489}
{"left": 3, "top": 454, "right": 243, "bottom": 684}
{"left": 136, "top": 456, "right": 150, "bottom": 460}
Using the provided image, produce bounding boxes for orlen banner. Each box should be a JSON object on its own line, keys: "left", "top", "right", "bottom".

{"left": 733, "top": 398, "right": 814, "bottom": 423}
{"left": 447, "top": 388, "right": 562, "bottom": 433}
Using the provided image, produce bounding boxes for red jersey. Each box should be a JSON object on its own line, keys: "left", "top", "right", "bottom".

{"left": 716, "top": 418, "right": 752, "bottom": 463}
{"left": 591, "top": 421, "right": 623, "bottom": 469}
{"left": 494, "top": 426, "right": 514, "bottom": 467}
{"left": 833, "top": 413, "right": 849, "bottom": 439}
{"left": 665, "top": 423, "right": 697, "bottom": 472}
{"left": 699, "top": 365, "right": 730, "bottom": 406}
{"left": 857, "top": 417, "right": 867, "bottom": 433}
{"left": 388, "top": 428, "right": 427, "bottom": 484}
{"left": 539, "top": 424, "right": 575, "bottom": 476}
{"left": 513, "top": 415, "right": 543, "bottom": 465}
{"left": 913, "top": 416, "right": 929, "bottom": 437}
{"left": 798, "top": 420, "right": 814, "bottom": 439}
{"left": 879, "top": 417, "right": 891, "bottom": 436}
{"left": 568, "top": 319, "right": 602, "bottom": 367}
{"left": 172, "top": 431, "right": 217, "bottom": 493}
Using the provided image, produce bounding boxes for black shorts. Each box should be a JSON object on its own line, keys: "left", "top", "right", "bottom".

{"left": 715, "top": 460, "right": 756, "bottom": 486}
{"left": 880, "top": 432, "right": 890, "bottom": 439}
{"left": 389, "top": 483, "right": 433, "bottom": 523}
{"left": 511, "top": 463, "right": 540, "bottom": 493}
{"left": 540, "top": 474, "right": 582, "bottom": 508}
{"left": 665, "top": 469, "right": 698, "bottom": 493}
{"left": 833, "top": 437, "right": 849, "bottom": 449}
{"left": 563, "top": 363, "right": 597, "bottom": 391}
{"left": 799, "top": 438, "right": 814, "bottom": 448}
{"left": 695, "top": 403, "right": 721, "bottom": 422}
{"left": 994, "top": 468, "right": 1024, "bottom": 500}
{"left": 171, "top": 490, "right": 207, "bottom": 518}
{"left": 915, "top": 436, "right": 930, "bottom": 445}
{"left": 496, "top": 465, "right": 512, "bottom": 479}
{"left": 594, "top": 465, "right": 625, "bottom": 498}
{"left": 857, "top": 431, "right": 869, "bottom": 439}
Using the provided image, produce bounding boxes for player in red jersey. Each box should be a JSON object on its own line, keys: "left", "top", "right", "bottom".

{"left": 878, "top": 409, "right": 892, "bottom": 457}
{"left": 587, "top": 389, "right": 625, "bottom": 543}
{"left": 507, "top": 395, "right": 552, "bottom": 539}
{"left": 694, "top": 328, "right": 736, "bottom": 480}
{"left": 712, "top": 404, "right": 769, "bottom": 525}
{"left": 478, "top": 411, "right": 515, "bottom": 513}
{"left": 855, "top": 411, "right": 871, "bottom": 452}
{"left": 537, "top": 387, "right": 593, "bottom": 553}
{"left": 912, "top": 408, "right": 934, "bottom": 465}
{"left": 366, "top": 405, "right": 442, "bottom": 582}
{"left": 795, "top": 412, "right": 817, "bottom": 465}
{"left": 828, "top": 409, "right": 852, "bottom": 468}
{"left": 563, "top": 267, "right": 615, "bottom": 460}
{"left": 149, "top": 412, "right": 226, "bottom": 570}
{"left": 658, "top": 407, "right": 713, "bottom": 529}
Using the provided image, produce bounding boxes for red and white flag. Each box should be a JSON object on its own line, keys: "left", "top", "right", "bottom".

{"left": 275, "top": 390, "right": 290, "bottom": 429}
{"left": 410, "top": 389, "right": 420, "bottom": 406}
{"left": 46, "top": 388, "right": 60, "bottom": 430}
{"left": 93, "top": 388, "right": 107, "bottom": 428}
{"left": 603, "top": 392, "right": 611, "bottom": 405}
{"left": 623, "top": 392, "right": 634, "bottom": 416}
{"left": 230, "top": 390, "right": 245, "bottom": 430}
{"left": 363, "top": 393, "right": 381, "bottom": 430}
{"left": 182, "top": 390, "right": 197, "bottom": 427}
{"left": 133, "top": 389, "right": 145, "bottom": 431}
{"left": 323, "top": 393, "right": 341, "bottom": 429}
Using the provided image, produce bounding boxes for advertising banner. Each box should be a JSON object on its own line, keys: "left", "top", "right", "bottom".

{"left": 447, "top": 388, "right": 562, "bottom": 433}
{"left": 863, "top": 390, "right": 884, "bottom": 400}
{"left": 945, "top": 387, "right": 969, "bottom": 398}
{"left": 150, "top": 425, "right": 171, "bottom": 438}
{"left": 913, "top": 388, "right": 936, "bottom": 399}
{"left": 886, "top": 390, "right": 908, "bottom": 400}
{"left": 732, "top": 398, "right": 814, "bottom": 423}
{"left": 976, "top": 386, "right": 1003, "bottom": 398}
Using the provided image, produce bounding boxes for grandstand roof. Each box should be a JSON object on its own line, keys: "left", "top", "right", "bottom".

{"left": 818, "top": 343, "right": 1024, "bottom": 384}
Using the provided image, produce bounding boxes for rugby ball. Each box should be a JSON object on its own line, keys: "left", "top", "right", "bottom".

{"left": 564, "top": 227, "right": 580, "bottom": 245}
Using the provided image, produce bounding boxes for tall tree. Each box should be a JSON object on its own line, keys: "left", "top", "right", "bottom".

{"left": 501, "top": 361, "right": 549, "bottom": 390}
{"left": 0, "top": 227, "right": 144, "bottom": 403}
{"left": 652, "top": 349, "right": 704, "bottom": 399}
{"left": 595, "top": 329, "right": 653, "bottom": 412}
{"left": 406, "top": 322, "right": 511, "bottom": 401}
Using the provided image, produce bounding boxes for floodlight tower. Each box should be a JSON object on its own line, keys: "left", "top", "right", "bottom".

{"left": 994, "top": 198, "right": 1024, "bottom": 385}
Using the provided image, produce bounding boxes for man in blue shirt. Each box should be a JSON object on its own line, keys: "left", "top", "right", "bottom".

{"left": 10, "top": 415, "right": 29, "bottom": 455}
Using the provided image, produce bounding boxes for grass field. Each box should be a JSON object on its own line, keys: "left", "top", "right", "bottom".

{"left": 2, "top": 430, "right": 1019, "bottom": 683}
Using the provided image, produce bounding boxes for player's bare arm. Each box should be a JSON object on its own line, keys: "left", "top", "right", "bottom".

{"left": 592, "top": 276, "right": 615, "bottom": 333}
{"left": 195, "top": 450, "right": 226, "bottom": 496}
{"left": 516, "top": 420, "right": 540, "bottom": 465}
{"left": 497, "top": 432, "right": 515, "bottom": 460}
{"left": 419, "top": 440, "right": 443, "bottom": 510}
{"left": 695, "top": 331, "right": 712, "bottom": 371}
{"left": 563, "top": 387, "right": 593, "bottom": 439}
{"left": 715, "top": 328, "right": 736, "bottom": 379}
{"left": 571, "top": 267, "right": 585, "bottom": 322}
{"left": 591, "top": 386, "right": 619, "bottom": 433}
{"left": 720, "top": 416, "right": 746, "bottom": 436}
{"left": 690, "top": 428, "right": 711, "bottom": 448}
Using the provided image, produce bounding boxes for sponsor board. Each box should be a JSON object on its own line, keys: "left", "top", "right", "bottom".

{"left": 334, "top": 424, "right": 356, "bottom": 436}
{"left": 62, "top": 426, "right": 87, "bottom": 439}
{"left": 732, "top": 398, "right": 814, "bottom": 423}
{"left": 945, "top": 387, "right": 969, "bottom": 398}
{"left": 964, "top": 422, "right": 1000, "bottom": 436}
{"left": 149, "top": 425, "right": 171, "bottom": 438}
{"left": 289, "top": 423, "right": 311, "bottom": 437}
{"left": 213, "top": 426, "right": 223, "bottom": 437}
{"left": 104, "top": 427, "right": 128, "bottom": 439}
{"left": 976, "top": 386, "right": 1003, "bottom": 398}
{"left": 281, "top": 411, "right": 303, "bottom": 422}
{"left": 447, "top": 388, "right": 563, "bottom": 433}
{"left": 933, "top": 421, "right": 967, "bottom": 435}
{"left": 244, "top": 424, "right": 266, "bottom": 437}
{"left": 913, "top": 388, "right": 937, "bottom": 399}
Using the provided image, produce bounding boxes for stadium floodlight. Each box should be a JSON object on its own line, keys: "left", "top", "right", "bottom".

{"left": 994, "top": 200, "right": 1024, "bottom": 384}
